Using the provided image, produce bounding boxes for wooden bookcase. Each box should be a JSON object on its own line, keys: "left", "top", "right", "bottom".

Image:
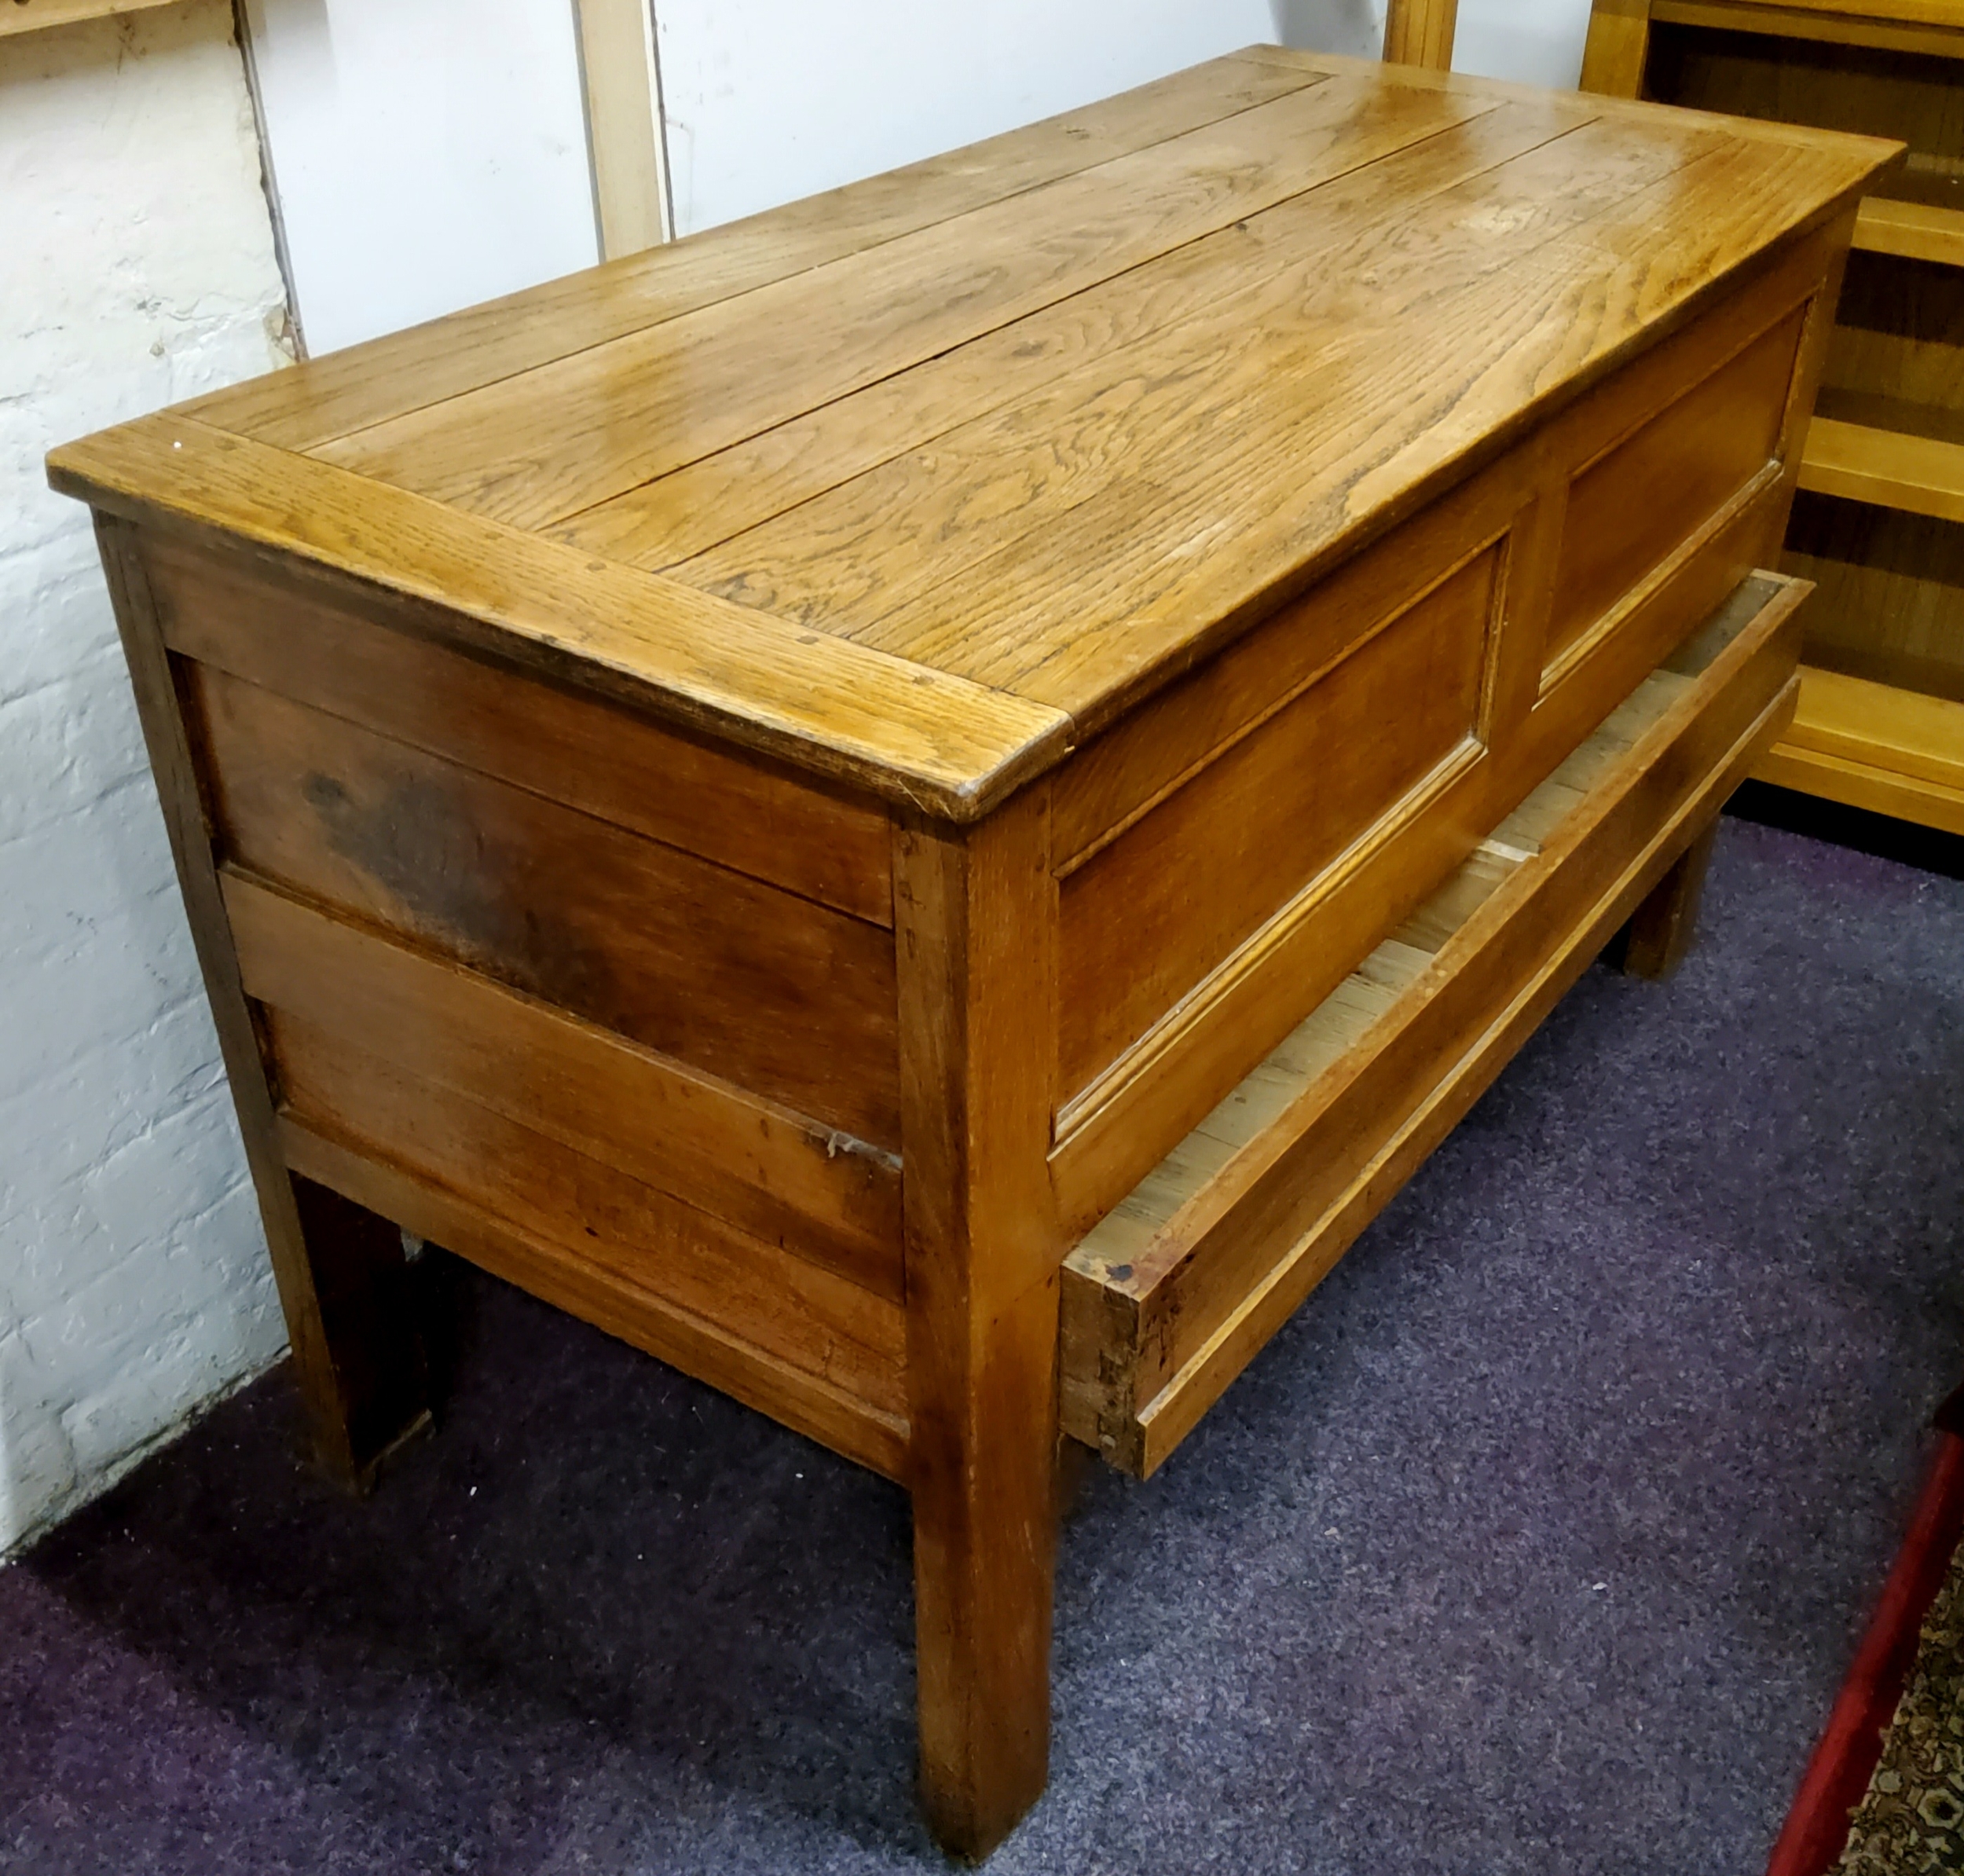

{"left": 1583, "top": 0, "right": 1964, "bottom": 833}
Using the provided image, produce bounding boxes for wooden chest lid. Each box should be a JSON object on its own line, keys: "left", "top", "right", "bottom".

{"left": 49, "top": 48, "right": 1896, "bottom": 820}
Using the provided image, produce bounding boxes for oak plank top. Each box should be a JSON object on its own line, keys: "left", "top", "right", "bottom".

{"left": 49, "top": 47, "right": 1898, "bottom": 820}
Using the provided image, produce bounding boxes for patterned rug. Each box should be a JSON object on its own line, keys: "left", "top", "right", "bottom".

{"left": 1834, "top": 1545, "right": 1964, "bottom": 1873}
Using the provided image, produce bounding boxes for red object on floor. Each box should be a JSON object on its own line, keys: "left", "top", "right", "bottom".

{"left": 1766, "top": 1430, "right": 1964, "bottom": 1876}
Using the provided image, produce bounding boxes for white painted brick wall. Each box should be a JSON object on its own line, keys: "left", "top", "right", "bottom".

{"left": 1, "top": 1, "right": 293, "bottom": 1555}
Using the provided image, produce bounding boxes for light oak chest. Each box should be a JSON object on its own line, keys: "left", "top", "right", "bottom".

{"left": 50, "top": 46, "right": 1895, "bottom": 1860}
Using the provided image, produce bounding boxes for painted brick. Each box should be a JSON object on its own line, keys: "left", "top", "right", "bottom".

{"left": 1, "top": 1, "right": 291, "bottom": 1555}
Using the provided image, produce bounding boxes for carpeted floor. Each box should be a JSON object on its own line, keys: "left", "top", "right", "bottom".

{"left": 3, "top": 813, "right": 1962, "bottom": 1876}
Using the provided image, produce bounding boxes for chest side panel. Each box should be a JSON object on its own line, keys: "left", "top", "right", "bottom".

{"left": 1058, "top": 539, "right": 1501, "bottom": 1103}
{"left": 1049, "top": 227, "right": 1838, "bottom": 1229}
{"left": 140, "top": 533, "right": 908, "bottom": 1317}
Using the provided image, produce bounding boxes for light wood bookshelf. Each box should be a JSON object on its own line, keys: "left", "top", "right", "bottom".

{"left": 1584, "top": 0, "right": 1964, "bottom": 834}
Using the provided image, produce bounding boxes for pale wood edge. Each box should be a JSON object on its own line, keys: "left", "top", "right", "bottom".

{"left": 1382, "top": 0, "right": 1460, "bottom": 69}
{"left": 572, "top": 0, "right": 672, "bottom": 258}
{"left": 1123, "top": 670, "right": 1801, "bottom": 1476}
{"left": 1579, "top": 0, "right": 1654, "bottom": 97}
{"left": 1779, "top": 664, "right": 1964, "bottom": 792}
{"left": 282, "top": 1116, "right": 912, "bottom": 1481}
{"left": 1800, "top": 416, "right": 1964, "bottom": 524}
{"left": 1755, "top": 743, "right": 1964, "bottom": 832}
{"left": 1853, "top": 196, "right": 1964, "bottom": 267}
{"left": 49, "top": 417, "right": 1075, "bottom": 823}
{"left": 1756, "top": 676, "right": 1964, "bottom": 833}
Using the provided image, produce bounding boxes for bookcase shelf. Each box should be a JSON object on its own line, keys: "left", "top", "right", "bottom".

{"left": 1853, "top": 193, "right": 1964, "bottom": 264}
{"left": 1801, "top": 415, "right": 1964, "bottom": 522}
{"left": 1646, "top": 0, "right": 1964, "bottom": 62}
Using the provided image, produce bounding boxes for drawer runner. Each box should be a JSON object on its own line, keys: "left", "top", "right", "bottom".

{"left": 1059, "top": 571, "right": 1810, "bottom": 1478}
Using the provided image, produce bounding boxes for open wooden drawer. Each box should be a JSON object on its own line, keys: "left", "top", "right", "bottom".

{"left": 1061, "top": 570, "right": 1810, "bottom": 1478}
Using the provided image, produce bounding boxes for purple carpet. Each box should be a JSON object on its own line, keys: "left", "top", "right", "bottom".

{"left": 3, "top": 812, "right": 1961, "bottom": 1875}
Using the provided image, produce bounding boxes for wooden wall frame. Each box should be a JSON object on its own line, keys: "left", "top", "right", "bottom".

{"left": 573, "top": 0, "right": 674, "bottom": 259}
{"left": 1383, "top": 0, "right": 1461, "bottom": 68}
{"left": 567, "top": 2, "right": 1466, "bottom": 262}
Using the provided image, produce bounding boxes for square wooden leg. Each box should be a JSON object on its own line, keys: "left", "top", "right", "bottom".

{"left": 909, "top": 1276, "right": 1060, "bottom": 1861}
{"left": 896, "top": 790, "right": 1061, "bottom": 1862}
{"left": 288, "top": 1175, "right": 433, "bottom": 1490}
{"left": 1614, "top": 816, "right": 1720, "bottom": 980}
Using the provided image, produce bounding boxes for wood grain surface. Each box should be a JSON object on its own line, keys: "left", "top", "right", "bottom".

{"left": 895, "top": 791, "right": 1063, "bottom": 1862}
{"left": 1057, "top": 550, "right": 1495, "bottom": 1097}
{"left": 282, "top": 1116, "right": 911, "bottom": 1480}
{"left": 180, "top": 53, "right": 1330, "bottom": 453}
{"left": 48, "top": 52, "right": 1893, "bottom": 813}
{"left": 141, "top": 529, "right": 896, "bottom": 925}
{"left": 190, "top": 662, "right": 903, "bottom": 1145}
{"left": 50, "top": 416, "right": 1069, "bottom": 822}
{"left": 552, "top": 95, "right": 1592, "bottom": 573}
{"left": 225, "top": 871, "right": 905, "bottom": 1299}
{"left": 317, "top": 73, "right": 1493, "bottom": 528}
{"left": 90, "top": 515, "right": 433, "bottom": 1490}
{"left": 49, "top": 49, "right": 1891, "bottom": 1862}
